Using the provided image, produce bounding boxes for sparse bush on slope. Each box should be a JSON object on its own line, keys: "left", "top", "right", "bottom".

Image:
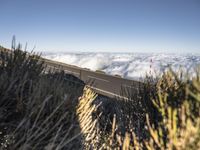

{"left": 0, "top": 43, "right": 85, "bottom": 150}
{"left": 105, "top": 69, "right": 200, "bottom": 150}
{"left": 76, "top": 67, "right": 200, "bottom": 150}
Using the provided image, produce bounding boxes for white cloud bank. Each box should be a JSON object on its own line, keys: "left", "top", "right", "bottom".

{"left": 43, "top": 52, "right": 200, "bottom": 80}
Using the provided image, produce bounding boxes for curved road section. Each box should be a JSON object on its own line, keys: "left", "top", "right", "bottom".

{"left": 43, "top": 58, "right": 143, "bottom": 99}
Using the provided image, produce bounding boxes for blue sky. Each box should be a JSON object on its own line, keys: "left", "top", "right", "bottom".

{"left": 0, "top": 0, "right": 200, "bottom": 53}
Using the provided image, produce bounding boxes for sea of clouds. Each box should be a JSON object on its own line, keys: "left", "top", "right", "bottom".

{"left": 43, "top": 52, "right": 200, "bottom": 80}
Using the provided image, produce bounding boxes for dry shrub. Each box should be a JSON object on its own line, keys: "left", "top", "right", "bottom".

{"left": 108, "top": 68, "right": 200, "bottom": 150}
{"left": 0, "top": 43, "right": 85, "bottom": 149}
{"left": 76, "top": 86, "right": 101, "bottom": 149}
{"left": 78, "top": 68, "right": 200, "bottom": 150}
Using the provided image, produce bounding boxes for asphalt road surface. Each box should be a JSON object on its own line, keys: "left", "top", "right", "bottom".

{"left": 43, "top": 58, "right": 144, "bottom": 99}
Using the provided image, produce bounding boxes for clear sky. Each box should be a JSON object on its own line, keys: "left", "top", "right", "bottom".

{"left": 0, "top": 0, "right": 200, "bottom": 53}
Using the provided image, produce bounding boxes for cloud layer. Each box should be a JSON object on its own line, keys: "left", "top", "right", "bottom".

{"left": 44, "top": 52, "right": 200, "bottom": 80}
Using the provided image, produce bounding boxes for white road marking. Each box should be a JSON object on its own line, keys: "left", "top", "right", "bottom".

{"left": 88, "top": 86, "right": 130, "bottom": 100}
{"left": 64, "top": 70, "right": 80, "bottom": 75}
{"left": 88, "top": 75, "right": 109, "bottom": 83}
{"left": 122, "top": 84, "right": 139, "bottom": 90}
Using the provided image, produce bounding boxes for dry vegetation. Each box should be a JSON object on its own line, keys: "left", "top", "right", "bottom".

{"left": 0, "top": 44, "right": 85, "bottom": 149}
{"left": 0, "top": 41, "right": 200, "bottom": 149}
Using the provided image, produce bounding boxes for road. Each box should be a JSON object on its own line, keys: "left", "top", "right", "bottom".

{"left": 0, "top": 47, "right": 144, "bottom": 99}
{"left": 43, "top": 58, "right": 144, "bottom": 99}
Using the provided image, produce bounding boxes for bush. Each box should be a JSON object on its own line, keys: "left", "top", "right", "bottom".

{"left": 76, "top": 67, "right": 200, "bottom": 149}
{"left": 0, "top": 43, "right": 85, "bottom": 149}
